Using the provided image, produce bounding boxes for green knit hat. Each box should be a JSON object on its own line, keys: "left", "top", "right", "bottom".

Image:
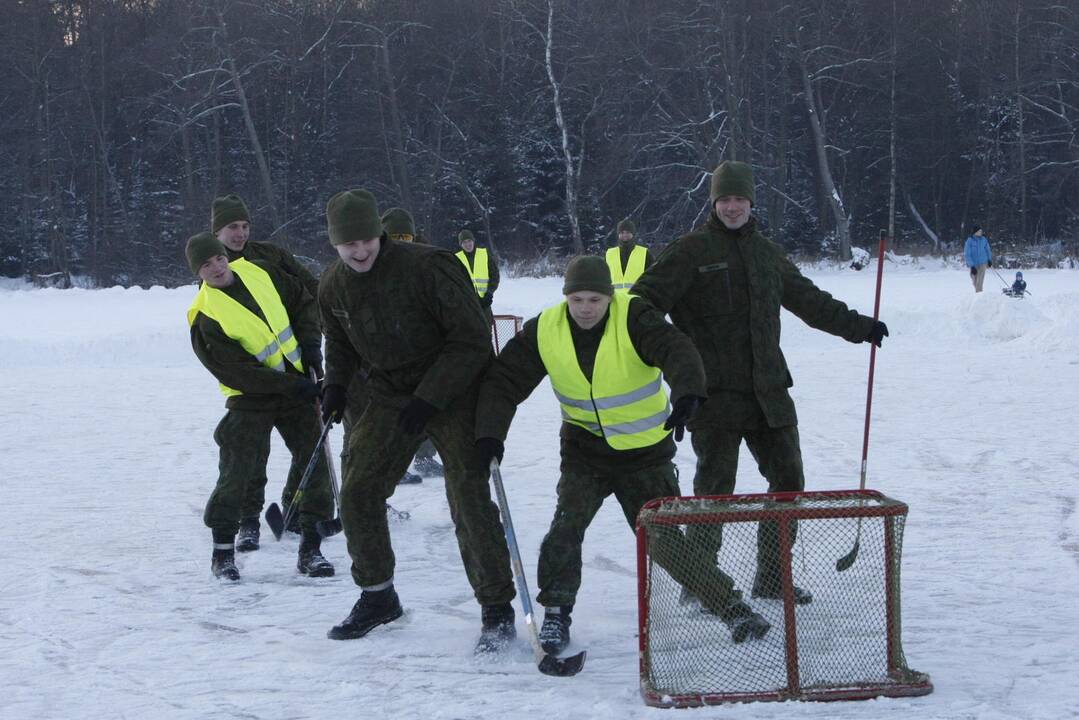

{"left": 185, "top": 231, "right": 227, "bottom": 275}
{"left": 709, "top": 160, "right": 755, "bottom": 204}
{"left": 211, "top": 194, "right": 251, "bottom": 234}
{"left": 562, "top": 256, "right": 614, "bottom": 296}
{"left": 381, "top": 207, "right": 415, "bottom": 237}
{"left": 327, "top": 189, "right": 382, "bottom": 246}
{"left": 458, "top": 230, "right": 475, "bottom": 245}
{"left": 616, "top": 219, "right": 636, "bottom": 236}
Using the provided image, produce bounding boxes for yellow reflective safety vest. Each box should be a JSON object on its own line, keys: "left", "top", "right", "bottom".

{"left": 537, "top": 293, "right": 671, "bottom": 450}
{"left": 456, "top": 247, "right": 490, "bottom": 297}
{"left": 605, "top": 245, "right": 647, "bottom": 293}
{"left": 186, "top": 258, "right": 304, "bottom": 397}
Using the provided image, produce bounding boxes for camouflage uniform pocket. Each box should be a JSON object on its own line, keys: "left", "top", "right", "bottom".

{"left": 697, "top": 262, "right": 734, "bottom": 315}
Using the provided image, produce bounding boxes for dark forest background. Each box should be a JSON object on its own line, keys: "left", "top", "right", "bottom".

{"left": 2, "top": 0, "right": 1077, "bottom": 287}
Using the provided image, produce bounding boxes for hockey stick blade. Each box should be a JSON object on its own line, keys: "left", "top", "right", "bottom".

{"left": 835, "top": 538, "right": 860, "bottom": 572}
{"left": 489, "top": 459, "right": 586, "bottom": 678}
{"left": 265, "top": 502, "right": 285, "bottom": 541}
{"left": 538, "top": 650, "right": 587, "bottom": 677}
{"left": 316, "top": 517, "right": 342, "bottom": 538}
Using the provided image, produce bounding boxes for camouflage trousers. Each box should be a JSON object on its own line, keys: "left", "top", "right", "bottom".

{"left": 536, "top": 461, "right": 741, "bottom": 615}
{"left": 205, "top": 403, "right": 334, "bottom": 537}
{"left": 341, "top": 376, "right": 437, "bottom": 467}
{"left": 339, "top": 391, "right": 514, "bottom": 606}
{"left": 688, "top": 423, "right": 805, "bottom": 582}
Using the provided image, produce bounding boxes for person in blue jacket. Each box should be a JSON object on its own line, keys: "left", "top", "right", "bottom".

{"left": 964, "top": 225, "right": 993, "bottom": 293}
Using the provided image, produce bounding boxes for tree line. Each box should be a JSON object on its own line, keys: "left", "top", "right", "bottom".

{"left": 2, "top": 0, "right": 1076, "bottom": 287}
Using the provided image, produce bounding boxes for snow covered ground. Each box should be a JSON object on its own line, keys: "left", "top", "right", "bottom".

{"left": 2, "top": 261, "right": 1078, "bottom": 720}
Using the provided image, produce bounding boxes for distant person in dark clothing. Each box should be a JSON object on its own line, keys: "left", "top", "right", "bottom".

{"left": 1004, "top": 271, "right": 1027, "bottom": 298}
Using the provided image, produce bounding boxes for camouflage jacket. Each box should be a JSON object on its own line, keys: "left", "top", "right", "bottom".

{"left": 227, "top": 240, "right": 320, "bottom": 302}
{"left": 614, "top": 241, "right": 655, "bottom": 274}
{"left": 476, "top": 297, "right": 706, "bottom": 472}
{"left": 631, "top": 215, "right": 874, "bottom": 429}
{"left": 190, "top": 260, "right": 321, "bottom": 411}
{"left": 319, "top": 237, "right": 492, "bottom": 409}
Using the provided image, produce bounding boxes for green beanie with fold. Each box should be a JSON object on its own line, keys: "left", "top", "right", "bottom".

{"left": 211, "top": 194, "right": 251, "bottom": 234}
{"left": 458, "top": 230, "right": 475, "bottom": 245}
{"left": 381, "top": 207, "right": 416, "bottom": 238}
{"left": 616, "top": 219, "right": 636, "bottom": 236}
{"left": 562, "top": 256, "right": 614, "bottom": 296}
{"left": 327, "top": 189, "right": 382, "bottom": 246}
{"left": 709, "top": 160, "right": 755, "bottom": 204}
{"left": 186, "top": 232, "right": 227, "bottom": 275}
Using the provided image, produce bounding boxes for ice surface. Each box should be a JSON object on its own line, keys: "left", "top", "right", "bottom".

{"left": 2, "top": 263, "right": 1077, "bottom": 719}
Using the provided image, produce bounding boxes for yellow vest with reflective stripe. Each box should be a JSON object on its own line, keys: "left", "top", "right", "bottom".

{"left": 186, "top": 258, "right": 304, "bottom": 397}
{"left": 605, "top": 245, "right": 647, "bottom": 293}
{"left": 537, "top": 293, "right": 670, "bottom": 450}
{"left": 456, "top": 248, "right": 490, "bottom": 297}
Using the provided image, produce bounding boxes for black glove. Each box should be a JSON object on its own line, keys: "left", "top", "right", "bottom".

{"left": 866, "top": 321, "right": 889, "bottom": 348}
{"left": 970, "top": 267, "right": 977, "bottom": 276}
{"left": 294, "top": 377, "right": 322, "bottom": 405}
{"left": 475, "top": 437, "right": 505, "bottom": 469}
{"left": 482, "top": 294, "right": 494, "bottom": 308}
{"left": 321, "top": 383, "right": 347, "bottom": 425}
{"left": 397, "top": 396, "right": 438, "bottom": 435}
{"left": 987, "top": 260, "right": 992, "bottom": 268}
{"left": 663, "top": 395, "right": 705, "bottom": 442}
{"left": 301, "top": 345, "right": 324, "bottom": 381}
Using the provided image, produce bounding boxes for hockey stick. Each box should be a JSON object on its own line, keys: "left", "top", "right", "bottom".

{"left": 489, "top": 458, "right": 586, "bottom": 677}
{"left": 315, "top": 416, "right": 344, "bottom": 538}
{"left": 836, "top": 230, "right": 886, "bottom": 572}
{"left": 306, "top": 369, "right": 344, "bottom": 538}
{"left": 266, "top": 420, "right": 333, "bottom": 541}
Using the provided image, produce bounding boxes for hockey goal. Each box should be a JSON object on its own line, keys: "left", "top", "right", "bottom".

{"left": 636, "top": 490, "right": 932, "bottom": 707}
{"left": 491, "top": 314, "right": 522, "bottom": 355}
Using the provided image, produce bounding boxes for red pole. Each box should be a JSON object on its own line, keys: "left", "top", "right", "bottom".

{"left": 779, "top": 516, "right": 800, "bottom": 696}
{"left": 636, "top": 521, "right": 651, "bottom": 687}
{"left": 860, "top": 230, "right": 887, "bottom": 490}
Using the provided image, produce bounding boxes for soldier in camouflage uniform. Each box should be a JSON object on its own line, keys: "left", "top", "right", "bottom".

{"left": 631, "top": 161, "right": 889, "bottom": 604}
{"left": 211, "top": 194, "right": 324, "bottom": 549}
{"left": 475, "top": 256, "right": 771, "bottom": 651}
{"left": 317, "top": 190, "right": 515, "bottom": 651}
{"left": 605, "top": 219, "right": 654, "bottom": 293}
{"left": 185, "top": 232, "right": 335, "bottom": 582}
{"left": 456, "top": 230, "right": 499, "bottom": 324}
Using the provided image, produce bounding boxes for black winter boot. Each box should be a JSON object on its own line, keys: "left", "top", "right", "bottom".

{"left": 211, "top": 545, "right": 240, "bottom": 581}
{"left": 720, "top": 599, "right": 771, "bottom": 643}
{"left": 236, "top": 517, "right": 260, "bottom": 552}
{"left": 538, "top": 605, "right": 572, "bottom": 655}
{"left": 475, "top": 602, "right": 516, "bottom": 655}
{"left": 297, "top": 533, "right": 335, "bottom": 577}
{"left": 327, "top": 587, "right": 403, "bottom": 640}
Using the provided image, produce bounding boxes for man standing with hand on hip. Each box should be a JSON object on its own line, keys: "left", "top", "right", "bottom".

{"left": 631, "top": 161, "right": 889, "bottom": 605}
